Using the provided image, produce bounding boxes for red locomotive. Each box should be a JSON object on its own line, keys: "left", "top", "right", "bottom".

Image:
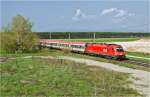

{"left": 85, "top": 43, "right": 125, "bottom": 59}
{"left": 40, "top": 39, "right": 126, "bottom": 59}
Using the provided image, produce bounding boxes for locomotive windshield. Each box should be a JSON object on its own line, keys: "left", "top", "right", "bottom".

{"left": 116, "top": 48, "right": 123, "bottom": 52}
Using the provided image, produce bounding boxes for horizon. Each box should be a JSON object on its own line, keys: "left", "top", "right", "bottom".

{"left": 1, "top": 0, "right": 149, "bottom": 32}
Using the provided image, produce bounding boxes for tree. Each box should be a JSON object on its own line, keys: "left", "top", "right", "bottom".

{"left": 11, "top": 14, "right": 32, "bottom": 33}
{"left": 0, "top": 32, "right": 18, "bottom": 53}
{"left": 0, "top": 14, "right": 39, "bottom": 53}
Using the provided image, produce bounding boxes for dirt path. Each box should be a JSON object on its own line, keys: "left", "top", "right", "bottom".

{"left": 58, "top": 56, "right": 150, "bottom": 97}
{"left": 0, "top": 57, "right": 16, "bottom": 63}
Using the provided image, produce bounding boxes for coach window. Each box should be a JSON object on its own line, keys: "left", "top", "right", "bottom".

{"left": 63, "top": 44, "right": 66, "bottom": 47}
{"left": 60, "top": 44, "right": 63, "bottom": 46}
{"left": 75, "top": 45, "right": 78, "bottom": 48}
{"left": 78, "top": 45, "right": 82, "bottom": 48}
{"left": 79, "top": 46, "right": 83, "bottom": 48}
{"left": 66, "top": 44, "right": 69, "bottom": 47}
{"left": 54, "top": 43, "right": 57, "bottom": 46}
{"left": 82, "top": 46, "right": 85, "bottom": 48}
{"left": 65, "top": 44, "right": 69, "bottom": 47}
{"left": 71, "top": 45, "right": 75, "bottom": 48}
{"left": 64, "top": 44, "right": 68, "bottom": 47}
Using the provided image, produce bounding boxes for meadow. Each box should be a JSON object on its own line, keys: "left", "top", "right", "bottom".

{"left": 60, "top": 37, "right": 140, "bottom": 42}
{"left": 126, "top": 51, "right": 150, "bottom": 58}
{"left": 0, "top": 49, "right": 141, "bottom": 96}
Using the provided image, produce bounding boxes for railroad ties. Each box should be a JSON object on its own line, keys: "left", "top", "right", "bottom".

{"left": 121, "top": 59, "right": 150, "bottom": 67}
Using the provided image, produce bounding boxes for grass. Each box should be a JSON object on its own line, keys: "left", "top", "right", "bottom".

{"left": 0, "top": 56, "right": 139, "bottom": 96}
{"left": 126, "top": 51, "right": 150, "bottom": 62}
{"left": 61, "top": 38, "right": 140, "bottom": 42}
{"left": 0, "top": 48, "right": 37, "bottom": 57}
{"left": 126, "top": 51, "right": 150, "bottom": 58}
{"left": 34, "top": 49, "right": 150, "bottom": 71}
{"left": 0, "top": 48, "right": 7, "bottom": 55}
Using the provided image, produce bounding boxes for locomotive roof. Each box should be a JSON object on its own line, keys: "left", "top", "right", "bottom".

{"left": 88, "top": 43, "right": 122, "bottom": 47}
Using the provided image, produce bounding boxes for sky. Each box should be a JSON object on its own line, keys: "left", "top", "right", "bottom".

{"left": 0, "top": 0, "right": 149, "bottom": 32}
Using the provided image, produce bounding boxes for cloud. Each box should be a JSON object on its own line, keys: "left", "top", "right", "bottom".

{"left": 101, "top": 8, "right": 117, "bottom": 15}
{"left": 114, "top": 10, "right": 127, "bottom": 18}
{"left": 72, "top": 8, "right": 135, "bottom": 23}
{"left": 101, "top": 8, "right": 135, "bottom": 18}
{"left": 72, "top": 9, "right": 97, "bottom": 21}
{"left": 72, "top": 9, "right": 86, "bottom": 21}
{"left": 75, "top": 9, "right": 85, "bottom": 17}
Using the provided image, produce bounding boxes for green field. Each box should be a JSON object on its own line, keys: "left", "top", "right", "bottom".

{"left": 126, "top": 51, "right": 150, "bottom": 58}
{"left": 0, "top": 49, "right": 141, "bottom": 96}
{"left": 61, "top": 38, "right": 140, "bottom": 42}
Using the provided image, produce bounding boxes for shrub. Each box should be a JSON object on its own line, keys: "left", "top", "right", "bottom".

{"left": 0, "top": 14, "right": 39, "bottom": 53}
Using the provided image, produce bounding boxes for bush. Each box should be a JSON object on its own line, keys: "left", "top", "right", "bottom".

{"left": 0, "top": 32, "right": 17, "bottom": 53}
{"left": 0, "top": 32, "right": 39, "bottom": 53}
{"left": 0, "top": 14, "right": 39, "bottom": 53}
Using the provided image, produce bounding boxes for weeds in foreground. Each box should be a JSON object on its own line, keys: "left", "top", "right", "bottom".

{"left": 0, "top": 57, "right": 140, "bottom": 96}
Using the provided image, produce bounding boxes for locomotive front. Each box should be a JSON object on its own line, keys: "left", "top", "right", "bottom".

{"left": 113, "top": 45, "right": 126, "bottom": 59}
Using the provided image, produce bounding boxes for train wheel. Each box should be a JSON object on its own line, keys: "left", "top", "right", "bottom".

{"left": 105, "top": 56, "right": 112, "bottom": 59}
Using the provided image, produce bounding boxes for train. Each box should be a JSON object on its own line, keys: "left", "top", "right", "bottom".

{"left": 40, "top": 39, "right": 126, "bottom": 59}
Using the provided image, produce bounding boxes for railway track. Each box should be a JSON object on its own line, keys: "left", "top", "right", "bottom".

{"left": 120, "top": 59, "right": 150, "bottom": 67}
{"left": 83, "top": 53, "right": 150, "bottom": 67}
{"left": 68, "top": 51, "right": 150, "bottom": 67}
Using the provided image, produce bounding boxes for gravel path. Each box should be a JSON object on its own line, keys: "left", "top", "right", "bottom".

{"left": 59, "top": 56, "right": 150, "bottom": 97}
